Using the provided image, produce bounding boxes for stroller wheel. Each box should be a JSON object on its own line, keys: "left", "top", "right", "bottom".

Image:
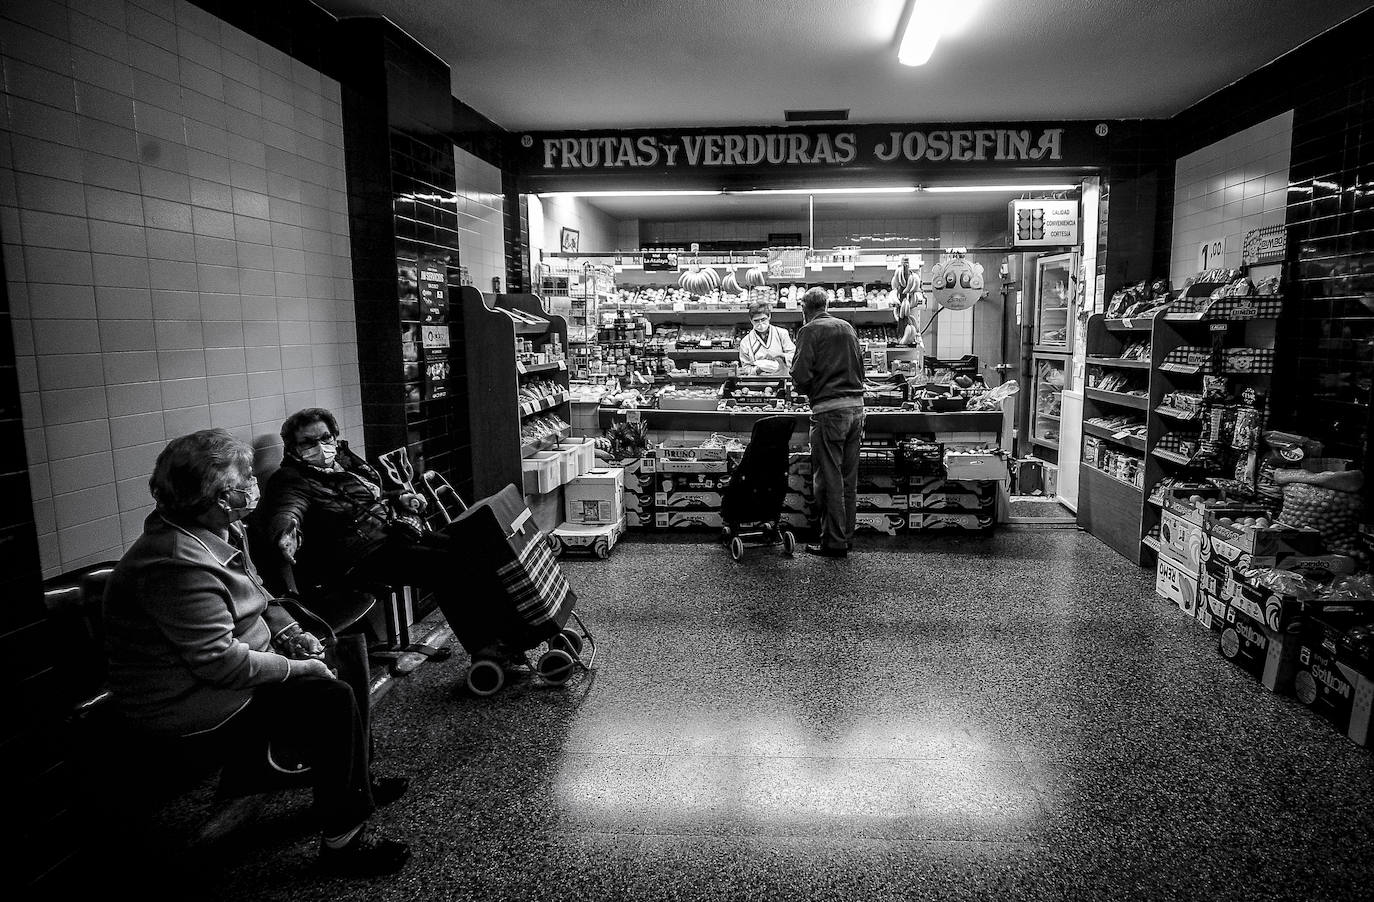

{"left": 537, "top": 649, "right": 575, "bottom": 685}
{"left": 728, "top": 536, "right": 745, "bottom": 562}
{"left": 720, "top": 526, "right": 733, "bottom": 542}
{"left": 780, "top": 529, "right": 797, "bottom": 556}
{"left": 554, "top": 628, "right": 584, "bottom": 657}
{"left": 465, "top": 659, "right": 505, "bottom": 697}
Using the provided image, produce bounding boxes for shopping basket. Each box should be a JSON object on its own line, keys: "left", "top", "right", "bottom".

{"left": 413, "top": 467, "right": 597, "bottom": 697}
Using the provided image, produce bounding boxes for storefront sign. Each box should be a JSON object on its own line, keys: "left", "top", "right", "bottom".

{"left": 1009, "top": 199, "right": 1079, "bottom": 246}
{"left": 1242, "top": 225, "right": 1285, "bottom": 265}
{"left": 517, "top": 122, "right": 1110, "bottom": 190}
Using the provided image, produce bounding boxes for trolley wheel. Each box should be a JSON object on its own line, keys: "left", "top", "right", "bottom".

{"left": 780, "top": 529, "right": 797, "bottom": 556}
{"left": 554, "top": 628, "right": 584, "bottom": 657}
{"left": 537, "top": 649, "right": 575, "bottom": 686}
{"left": 728, "top": 536, "right": 745, "bottom": 562}
{"left": 547, "top": 534, "right": 563, "bottom": 557}
{"left": 721, "top": 526, "right": 734, "bottom": 542}
{"left": 465, "top": 659, "right": 505, "bottom": 696}
{"left": 594, "top": 539, "right": 609, "bottom": 559}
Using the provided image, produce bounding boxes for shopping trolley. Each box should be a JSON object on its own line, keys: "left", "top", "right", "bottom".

{"left": 378, "top": 450, "right": 596, "bottom": 697}
{"left": 719, "top": 415, "right": 799, "bottom": 561}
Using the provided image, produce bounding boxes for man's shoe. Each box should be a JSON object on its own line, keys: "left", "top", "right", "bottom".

{"left": 371, "top": 776, "right": 409, "bottom": 807}
{"left": 804, "top": 543, "right": 848, "bottom": 558}
{"left": 319, "top": 828, "right": 411, "bottom": 876}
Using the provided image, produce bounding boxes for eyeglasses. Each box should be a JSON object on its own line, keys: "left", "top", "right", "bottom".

{"left": 750, "top": 316, "right": 770, "bottom": 326}
{"left": 297, "top": 434, "right": 337, "bottom": 450}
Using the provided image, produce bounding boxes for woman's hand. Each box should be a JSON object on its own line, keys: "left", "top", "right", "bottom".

{"left": 398, "top": 492, "right": 427, "bottom": 514}
{"left": 287, "top": 658, "right": 334, "bottom": 680}
{"left": 275, "top": 624, "right": 325, "bottom": 659}
{"left": 275, "top": 520, "right": 302, "bottom": 563}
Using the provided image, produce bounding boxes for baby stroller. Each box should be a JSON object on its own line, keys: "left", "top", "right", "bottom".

{"left": 379, "top": 450, "right": 596, "bottom": 697}
{"left": 720, "top": 415, "right": 798, "bottom": 561}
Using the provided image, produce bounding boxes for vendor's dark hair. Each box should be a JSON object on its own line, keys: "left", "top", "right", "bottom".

{"left": 149, "top": 429, "right": 252, "bottom": 515}
{"left": 748, "top": 300, "right": 772, "bottom": 318}
{"left": 801, "top": 287, "right": 829, "bottom": 315}
{"left": 280, "top": 407, "right": 340, "bottom": 450}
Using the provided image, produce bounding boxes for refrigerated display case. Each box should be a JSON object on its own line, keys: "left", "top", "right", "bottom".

{"left": 1034, "top": 252, "right": 1078, "bottom": 352}
{"left": 1030, "top": 353, "right": 1069, "bottom": 454}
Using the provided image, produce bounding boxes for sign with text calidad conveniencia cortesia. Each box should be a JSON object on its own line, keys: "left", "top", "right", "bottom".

{"left": 1009, "top": 199, "right": 1079, "bottom": 247}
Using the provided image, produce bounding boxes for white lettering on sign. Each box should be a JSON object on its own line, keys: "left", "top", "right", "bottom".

{"left": 536, "top": 129, "right": 1056, "bottom": 169}
{"left": 421, "top": 325, "right": 449, "bottom": 348}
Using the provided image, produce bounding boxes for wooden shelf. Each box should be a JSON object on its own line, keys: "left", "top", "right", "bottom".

{"left": 1083, "top": 422, "right": 1147, "bottom": 453}
{"left": 518, "top": 392, "right": 570, "bottom": 418}
{"left": 1154, "top": 405, "right": 1199, "bottom": 421}
{"left": 1030, "top": 436, "right": 1060, "bottom": 450}
{"left": 1083, "top": 465, "right": 1143, "bottom": 493}
{"left": 667, "top": 347, "right": 740, "bottom": 360}
{"left": 516, "top": 360, "right": 568, "bottom": 375}
{"left": 1035, "top": 411, "right": 1061, "bottom": 421}
{"left": 1085, "top": 387, "right": 1149, "bottom": 411}
{"left": 1033, "top": 344, "right": 1071, "bottom": 355}
{"left": 1085, "top": 356, "right": 1150, "bottom": 369}
{"left": 1151, "top": 448, "right": 1196, "bottom": 466}
{"left": 1104, "top": 317, "right": 1157, "bottom": 331}
{"left": 519, "top": 425, "right": 572, "bottom": 459}
{"left": 641, "top": 308, "right": 896, "bottom": 325}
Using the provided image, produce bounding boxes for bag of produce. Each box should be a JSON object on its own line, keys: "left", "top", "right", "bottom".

{"left": 1275, "top": 467, "right": 1366, "bottom": 559}
{"left": 1257, "top": 431, "right": 1323, "bottom": 501}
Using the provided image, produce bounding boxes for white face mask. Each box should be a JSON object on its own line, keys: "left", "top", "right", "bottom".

{"left": 301, "top": 443, "right": 337, "bottom": 468}
{"left": 221, "top": 480, "right": 259, "bottom": 520}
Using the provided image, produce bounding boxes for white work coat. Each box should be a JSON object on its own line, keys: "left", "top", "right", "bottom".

{"left": 738, "top": 324, "right": 796, "bottom": 373}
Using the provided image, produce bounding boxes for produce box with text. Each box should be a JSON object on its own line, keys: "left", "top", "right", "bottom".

{"left": 1293, "top": 612, "right": 1374, "bottom": 747}
{"left": 1218, "top": 599, "right": 1301, "bottom": 692}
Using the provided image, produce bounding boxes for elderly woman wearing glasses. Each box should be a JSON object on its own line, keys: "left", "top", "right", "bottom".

{"left": 738, "top": 299, "right": 796, "bottom": 375}
{"left": 102, "top": 429, "right": 410, "bottom": 876}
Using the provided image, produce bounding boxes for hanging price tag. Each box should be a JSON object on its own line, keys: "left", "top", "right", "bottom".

{"left": 626, "top": 408, "right": 642, "bottom": 424}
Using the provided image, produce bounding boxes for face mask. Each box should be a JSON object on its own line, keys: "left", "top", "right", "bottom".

{"left": 221, "top": 480, "right": 259, "bottom": 520}
{"left": 753, "top": 322, "right": 769, "bottom": 337}
{"left": 301, "top": 443, "right": 337, "bottom": 468}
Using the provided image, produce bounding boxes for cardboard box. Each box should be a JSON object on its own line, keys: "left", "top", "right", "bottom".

{"left": 654, "top": 472, "right": 731, "bottom": 492}
{"left": 654, "top": 490, "right": 723, "bottom": 510}
{"left": 1156, "top": 554, "right": 1200, "bottom": 617}
{"left": 1013, "top": 458, "right": 1044, "bottom": 495}
{"left": 656, "top": 457, "right": 732, "bottom": 473}
{"left": 780, "top": 511, "right": 814, "bottom": 530}
{"left": 1042, "top": 461, "right": 1059, "bottom": 497}
{"left": 624, "top": 509, "right": 652, "bottom": 528}
{"left": 1294, "top": 614, "right": 1374, "bottom": 747}
{"left": 943, "top": 450, "right": 1008, "bottom": 482}
{"left": 1219, "top": 600, "right": 1300, "bottom": 692}
{"left": 564, "top": 467, "right": 625, "bottom": 525}
{"left": 1196, "top": 589, "right": 1228, "bottom": 632}
{"left": 853, "top": 513, "right": 907, "bottom": 535}
{"left": 1200, "top": 514, "right": 1323, "bottom": 569}
{"left": 622, "top": 489, "right": 653, "bottom": 514}
{"left": 1159, "top": 505, "right": 1206, "bottom": 572}
{"left": 607, "top": 457, "right": 656, "bottom": 493}
{"left": 1201, "top": 560, "right": 1374, "bottom": 634}
{"left": 654, "top": 511, "right": 725, "bottom": 529}
{"left": 909, "top": 512, "right": 994, "bottom": 531}
{"left": 914, "top": 480, "right": 998, "bottom": 512}
{"left": 856, "top": 492, "right": 908, "bottom": 512}
{"left": 855, "top": 472, "right": 906, "bottom": 493}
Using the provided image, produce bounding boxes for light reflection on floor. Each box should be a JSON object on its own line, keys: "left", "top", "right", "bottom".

{"left": 554, "top": 713, "right": 1035, "bottom": 825}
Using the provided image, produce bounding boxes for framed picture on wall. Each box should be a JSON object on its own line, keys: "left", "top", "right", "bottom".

{"left": 560, "top": 227, "right": 580, "bottom": 254}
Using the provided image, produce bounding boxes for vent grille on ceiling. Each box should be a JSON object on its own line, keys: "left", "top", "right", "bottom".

{"left": 784, "top": 109, "right": 849, "bottom": 122}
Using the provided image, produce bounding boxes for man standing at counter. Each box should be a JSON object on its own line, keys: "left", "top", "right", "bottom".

{"left": 791, "top": 287, "right": 865, "bottom": 558}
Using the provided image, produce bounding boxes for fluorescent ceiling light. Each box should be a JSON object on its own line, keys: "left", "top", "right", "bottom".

{"left": 898, "top": 0, "right": 980, "bottom": 67}
{"left": 728, "top": 187, "right": 917, "bottom": 196}
{"left": 539, "top": 190, "right": 721, "bottom": 198}
{"left": 923, "top": 184, "right": 1078, "bottom": 193}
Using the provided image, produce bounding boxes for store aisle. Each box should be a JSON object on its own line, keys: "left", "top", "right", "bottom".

{"left": 203, "top": 532, "right": 1372, "bottom": 900}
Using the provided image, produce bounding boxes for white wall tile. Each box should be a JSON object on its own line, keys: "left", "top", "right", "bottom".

{"left": 3, "top": 0, "right": 359, "bottom": 569}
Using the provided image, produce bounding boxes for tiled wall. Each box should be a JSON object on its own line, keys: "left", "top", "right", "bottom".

{"left": 531, "top": 193, "right": 623, "bottom": 258}
{"left": 0, "top": 0, "right": 361, "bottom": 577}
{"left": 1169, "top": 112, "right": 1292, "bottom": 286}
{"left": 455, "top": 146, "right": 506, "bottom": 291}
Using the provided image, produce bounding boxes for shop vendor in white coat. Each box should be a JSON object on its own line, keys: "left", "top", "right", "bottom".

{"left": 738, "top": 300, "right": 796, "bottom": 375}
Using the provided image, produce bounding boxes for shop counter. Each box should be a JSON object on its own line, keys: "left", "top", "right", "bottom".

{"left": 597, "top": 406, "right": 1005, "bottom": 441}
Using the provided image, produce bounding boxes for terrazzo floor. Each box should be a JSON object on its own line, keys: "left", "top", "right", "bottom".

{"left": 98, "top": 530, "right": 1374, "bottom": 900}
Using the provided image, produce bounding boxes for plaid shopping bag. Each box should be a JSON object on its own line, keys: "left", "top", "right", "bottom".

{"left": 496, "top": 530, "right": 571, "bottom": 629}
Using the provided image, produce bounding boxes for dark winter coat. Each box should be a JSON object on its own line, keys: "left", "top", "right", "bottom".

{"left": 257, "top": 441, "right": 394, "bottom": 592}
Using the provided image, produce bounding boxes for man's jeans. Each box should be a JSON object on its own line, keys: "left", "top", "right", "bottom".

{"left": 810, "top": 407, "right": 865, "bottom": 550}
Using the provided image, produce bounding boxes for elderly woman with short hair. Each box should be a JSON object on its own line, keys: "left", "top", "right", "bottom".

{"left": 103, "top": 428, "right": 410, "bottom": 876}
